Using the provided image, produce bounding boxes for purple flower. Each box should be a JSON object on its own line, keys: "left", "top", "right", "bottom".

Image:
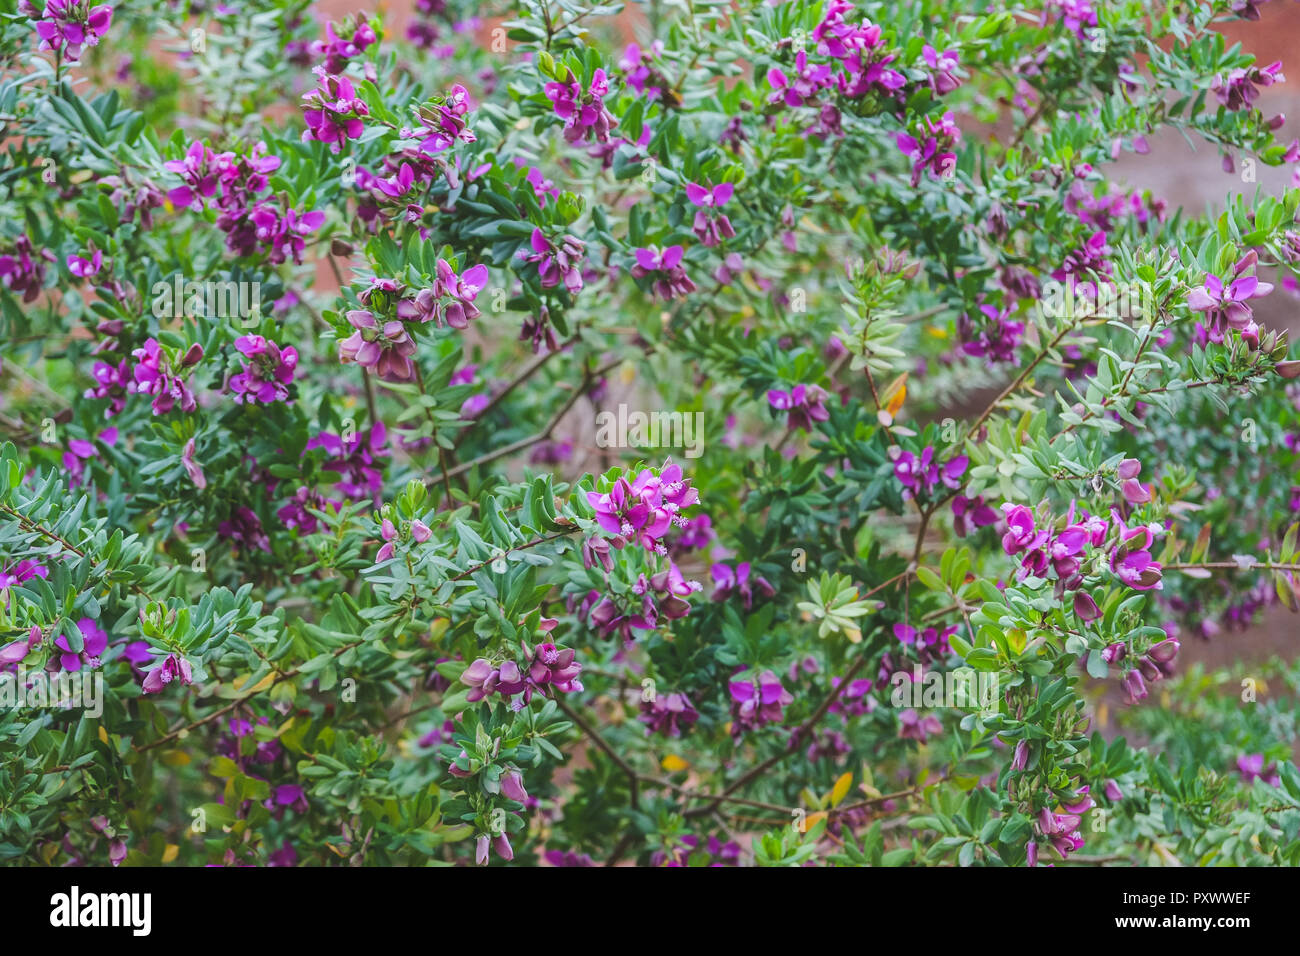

{"left": 522, "top": 228, "right": 585, "bottom": 294}
{"left": 710, "top": 562, "right": 775, "bottom": 609}
{"left": 1001, "top": 504, "right": 1046, "bottom": 556}
{"left": 301, "top": 68, "right": 370, "bottom": 153}
{"left": 639, "top": 691, "right": 700, "bottom": 737}
{"left": 181, "top": 438, "right": 206, "bottom": 490}
{"left": 0, "top": 233, "right": 55, "bottom": 303}
{"left": 230, "top": 335, "right": 298, "bottom": 404}
{"left": 767, "top": 384, "right": 830, "bottom": 432}
{"left": 922, "top": 45, "right": 962, "bottom": 95}
{"left": 141, "top": 652, "right": 194, "bottom": 695}
{"left": 685, "top": 182, "right": 736, "bottom": 247}
{"left": 24, "top": 0, "right": 113, "bottom": 61}
{"left": 1186, "top": 253, "right": 1273, "bottom": 338}
{"left": 66, "top": 247, "right": 102, "bottom": 279}
{"left": 274, "top": 784, "right": 309, "bottom": 814}
{"left": 898, "top": 708, "right": 943, "bottom": 742}
{"left": 729, "top": 669, "right": 793, "bottom": 736}
{"left": 544, "top": 69, "right": 617, "bottom": 144}
{"left": 218, "top": 505, "right": 271, "bottom": 553}
{"left": 896, "top": 112, "right": 961, "bottom": 186}
{"left": 0, "top": 625, "right": 43, "bottom": 670}
{"left": 307, "top": 424, "right": 388, "bottom": 501}
{"left": 631, "top": 245, "right": 697, "bottom": 300}
{"left": 1237, "top": 753, "right": 1281, "bottom": 787}
{"left": 339, "top": 310, "right": 418, "bottom": 381}
{"left": 309, "top": 14, "right": 377, "bottom": 74}
{"left": 586, "top": 461, "right": 699, "bottom": 555}
{"left": 1211, "top": 61, "right": 1284, "bottom": 111}
{"left": 951, "top": 494, "right": 998, "bottom": 537}
{"left": 128, "top": 338, "right": 199, "bottom": 416}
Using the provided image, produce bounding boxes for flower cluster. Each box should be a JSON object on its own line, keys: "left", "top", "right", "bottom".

{"left": 301, "top": 68, "right": 371, "bottom": 153}
{"left": 229, "top": 335, "right": 298, "bottom": 405}
{"left": 586, "top": 462, "right": 699, "bottom": 555}
{"left": 893, "top": 445, "right": 968, "bottom": 500}
{"left": 767, "top": 383, "right": 830, "bottom": 432}
{"left": 685, "top": 181, "right": 736, "bottom": 247}
{"left": 128, "top": 338, "right": 202, "bottom": 416}
{"left": 1105, "top": 635, "right": 1180, "bottom": 704}
{"left": 339, "top": 265, "right": 488, "bottom": 380}
{"left": 309, "top": 14, "right": 376, "bottom": 73}
{"left": 631, "top": 245, "right": 697, "bottom": 300}
{"left": 0, "top": 233, "right": 55, "bottom": 303}
{"left": 460, "top": 639, "right": 584, "bottom": 708}
{"left": 1187, "top": 251, "right": 1273, "bottom": 345}
{"left": 728, "top": 668, "right": 792, "bottom": 736}
{"left": 1211, "top": 61, "right": 1284, "bottom": 111}
{"left": 639, "top": 691, "right": 700, "bottom": 737}
{"left": 522, "top": 228, "right": 585, "bottom": 294}
{"left": 20, "top": 0, "right": 112, "bottom": 61}
{"left": 544, "top": 69, "right": 617, "bottom": 144}
{"left": 896, "top": 112, "right": 961, "bottom": 186}
{"left": 164, "top": 140, "right": 325, "bottom": 264}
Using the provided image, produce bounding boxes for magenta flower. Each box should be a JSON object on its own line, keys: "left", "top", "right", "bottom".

{"left": 685, "top": 182, "right": 736, "bottom": 247}
{"left": 67, "top": 247, "right": 102, "bottom": 279}
{"left": 896, "top": 112, "right": 961, "bottom": 186}
{"left": 309, "top": 14, "right": 376, "bottom": 73}
{"left": 522, "top": 229, "right": 585, "bottom": 294}
{"left": 639, "top": 691, "right": 700, "bottom": 737}
{"left": 631, "top": 245, "right": 697, "bottom": 300}
{"left": 0, "top": 625, "right": 43, "bottom": 670}
{"left": 767, "top": 384, "right": 830, "bottom": 432}
{"left": 544, "top": 69, "right": 617, "bottom": 144}
{"left": 128, "top": 338, "right": 200, "bottom": 415}
{"left": 1237, "top": 753, "right": 1281, "bottom": 787}
{"left": 141, "top": 652, "right": 194, "bottom": 694}
{"left": 408, "top": 84, "right": 476, "bottom": 154}
{"left": 1186, "top": 253, "right": 1273, "bottom": 338}
{"left": 1001, "top": 504, "right": 1047, "bottom": 556}
{"left": 230, "top": 335, "right": 298, "bottom": 404}
{"left": 23, "top": 0, "right": 112, "bottom": 61}
{"left": 710, "top": 562, "right": 775, "bottom": 609}
{"left": 729, "top": 669, "right": 793, "bottom": 735}
{"left": 1038, "top": 808, "right": 1085, "bottom": 860}
{"left": 922, "top": 45, "right": 962, "bottom": 94}
{"left": 586, "top": 461, "right": 699, "bottom": 554}
{"left": 526, "top": 642, "right": 584, "bottom": 696}
{"left": 301, "top": 68, "right": 370, "bottom": 153}
{"left": 766, "top": 51, "right": 835, "bottom": 108}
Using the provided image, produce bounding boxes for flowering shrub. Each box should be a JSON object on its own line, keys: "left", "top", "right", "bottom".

{"left": 3, "top": 0, "right": 1300, "bottom": 871}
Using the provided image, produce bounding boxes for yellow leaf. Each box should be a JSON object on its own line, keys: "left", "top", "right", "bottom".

{"left": 884, "top": 374, "right": 908, "bottom": 417}
{"left": 160, "top": 750, "right": 191, "bottom": 767}
{"left": 925, "top": 325, "right": 949, "bottom": 340}
{"left": 162, "top": 844, "right": 179, "bottom": 863}
{"left": 661, "top": 754, "right": 690, "bottom": 773}
{"left": 804, "top": 811, "right": 828, "bottom": 830}
{"left": 844, "top": 626, "right": 862, "bottom": 644}
{"left": 829, "top": 772, "right": 853, "bottom": 807}
{"left": 98, "top": 726, "right": 109, "bottom": 744}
